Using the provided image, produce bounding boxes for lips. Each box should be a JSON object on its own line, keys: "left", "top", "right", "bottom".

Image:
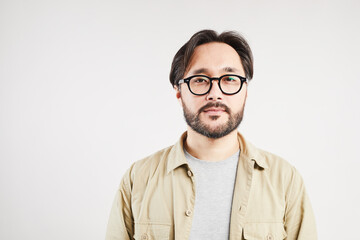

{"left": 203, "top": 108, "right": 225, "bottom": 112}
{"left": 203, "top": 108, "right": 226, "bottom": 115}
{"left": 198, "top": 102, "right": 230, "bottom": 115}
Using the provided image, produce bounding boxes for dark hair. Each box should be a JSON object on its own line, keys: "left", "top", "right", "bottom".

{"left": 169, "top": 29, "right": 254, "bottom": 87}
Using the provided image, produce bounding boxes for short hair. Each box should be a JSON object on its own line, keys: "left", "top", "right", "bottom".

{"left": 169, "top": 29, "right": 254, "bottom": 87}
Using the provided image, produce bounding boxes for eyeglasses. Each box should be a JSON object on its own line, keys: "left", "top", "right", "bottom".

{"left": 178, "top": 74, "right": 247, "bottom": 96}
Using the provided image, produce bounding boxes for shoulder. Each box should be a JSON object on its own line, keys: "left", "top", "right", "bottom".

{"left": 120, "top": 145, "right": 175, "bottom": 188}
{"left": 239, "top": 134, "right": 302, "bottom": 187}
{"left": 134, "top": 146, "right": 173, "bottom": 175}
{"left": 119, "top": 132, "right": 188, "bottom": 190}
{"left": 239, "top": 134, "right": 294, "bottom": 172}
{"left": 253, "top": 144, "right": 305, "bottom": 196}
{"left": 258, "top": 147, "right": 295, "bottom": 173}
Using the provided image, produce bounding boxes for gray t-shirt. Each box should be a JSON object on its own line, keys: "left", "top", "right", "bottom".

{"left": 184, "top": 149, "right": 240, "bottom": 240}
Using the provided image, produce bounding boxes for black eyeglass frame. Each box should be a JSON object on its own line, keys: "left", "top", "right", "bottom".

{"left": 178, "top": 74, "right": 248, "bottom": 96}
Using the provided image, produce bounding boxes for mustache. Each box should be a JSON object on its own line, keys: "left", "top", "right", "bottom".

{"left": 198, "top": 102, "right": 231, "bottom": 114}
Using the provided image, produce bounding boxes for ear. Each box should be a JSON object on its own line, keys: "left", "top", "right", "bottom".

{"left": 244, "top": 83, "right": 248, "bottom": 99}
{"left": 174, "top": 85, "right": 183, "bottom": 105}
{"left": 243, "top": 83, "right": 248, "bottom": 103}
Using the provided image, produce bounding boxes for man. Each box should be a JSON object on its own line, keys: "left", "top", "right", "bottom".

{"left": 105, "top": 30, "right": 317, "bottom": 240}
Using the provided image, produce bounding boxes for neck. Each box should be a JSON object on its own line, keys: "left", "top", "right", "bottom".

{"left": 184, "top": 128, "right": 240, "bottom": 162}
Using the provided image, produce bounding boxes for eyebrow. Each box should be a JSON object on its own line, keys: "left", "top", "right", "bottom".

{"left": 222, "top": 67, "right": 239, "bottom": 73}
{"left": 190, "top": 67, "right": 240, "bottom": 75}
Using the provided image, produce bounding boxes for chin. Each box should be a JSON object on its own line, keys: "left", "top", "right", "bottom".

{"left": 203, "top": 114, "right": 228, "bottom": 121}
{"left": 203, "top": 117, "right": 228, "bottom": 125}
{"left": 204, "top": 122, "right": 228, "bottom": 130}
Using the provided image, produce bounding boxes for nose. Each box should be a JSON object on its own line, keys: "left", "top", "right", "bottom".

{"left": 206, "top": 80, "right": 223, "bottom": 101}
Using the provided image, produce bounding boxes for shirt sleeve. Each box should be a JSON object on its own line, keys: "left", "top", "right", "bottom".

{"left": 284, "top": 167, "right": 317, "bottom": 240}
{"left": 105, "top": 169, "right": 134, "bottom": 240}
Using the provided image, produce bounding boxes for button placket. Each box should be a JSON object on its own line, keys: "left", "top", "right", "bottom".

{"left": 186, "top": 169, "right": 194, "bottom": 218}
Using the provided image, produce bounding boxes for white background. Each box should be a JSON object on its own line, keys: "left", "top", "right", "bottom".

{"left": 1, "top": 0, "right": 359, "bottom": 239}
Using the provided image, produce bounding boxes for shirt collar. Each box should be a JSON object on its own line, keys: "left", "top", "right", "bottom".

{"left": 166, "top": 132, "right": 188, "bottom": 174}
{"left": 237, "top": 132, "right": 269, "bottom": 169}
{"left": 166, "top": 131, "right": 268, "bottom": 174}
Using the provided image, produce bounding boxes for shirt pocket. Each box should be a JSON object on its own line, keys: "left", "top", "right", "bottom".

{"left": 243, "top": 222, "right": 287, "bottom": 240}
{"left": 134, "top": 222, "right": 171, "bottom": 240}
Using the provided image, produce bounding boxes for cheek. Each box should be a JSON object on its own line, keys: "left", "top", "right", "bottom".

{"left": 228, "top": 93, "right": 247, "bottom": 112}
{"left": 181, "top": 94, "right": 205, "bottom": 112}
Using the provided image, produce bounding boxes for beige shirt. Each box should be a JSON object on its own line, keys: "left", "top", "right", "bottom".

{"left": 105, "top": 132, "right": 317, "bottom": 240}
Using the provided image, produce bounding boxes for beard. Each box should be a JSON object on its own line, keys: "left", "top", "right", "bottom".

{"left": 182, "top": 101, "right": 245, "bottom": 139}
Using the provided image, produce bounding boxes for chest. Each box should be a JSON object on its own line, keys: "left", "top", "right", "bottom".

{"left": 131, "top": 166, "right": 287, "bottom": 240}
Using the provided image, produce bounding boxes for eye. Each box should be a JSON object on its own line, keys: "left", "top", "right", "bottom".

{"left": 192, "top": 77, "right": 209, "bottom": 83}
{"left": 221, "top": 76, "right": 241, "bottom": 84}
{"left": 223, "top": 76, "right": 237, "bottom": 82}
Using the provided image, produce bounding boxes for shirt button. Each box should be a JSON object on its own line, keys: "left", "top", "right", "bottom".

{"left": 141, "top": 233, "right": 148, "bottom": 240}
{"left": 239, "top": 205, "right": 246, "bottom": 215}
{"left": 185, "top": 209, "right": 192, "bottom": 216}
{"left": 187, "top": 170, "right": 193, "bottom": 177}
{"left": 267, "top": 234, "right": 273, "bottom": 240}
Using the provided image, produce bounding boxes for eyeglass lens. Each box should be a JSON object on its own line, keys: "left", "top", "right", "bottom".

{"left": 189, "top": 75, "right": 242, "bottom": 95}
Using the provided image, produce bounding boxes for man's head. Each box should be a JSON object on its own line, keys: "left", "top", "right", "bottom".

{"left": 170, "top": 30, "right": 253, "bottom": 139}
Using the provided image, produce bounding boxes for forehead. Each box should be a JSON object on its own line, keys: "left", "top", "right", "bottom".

{"left": 185, "top": 42, "right": 244, "bottom": 75}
